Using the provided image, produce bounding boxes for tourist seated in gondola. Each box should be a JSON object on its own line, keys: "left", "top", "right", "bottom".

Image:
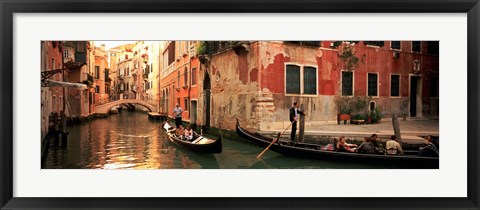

{"left": 418, "top": 135, "right": 439, "bottom": 157}
{"left": 356, "top": 137, "right": 375, "bottom": 154}
{"left": 336, "top": 136, "right": 357, "bottom": 152}
{"left": 386, "top": 135, "right": 404, "bottom": 155}
{"left": 175, "top": 125, "right": 185, "bottom": 139}
{"left": 370, "top": 133, "right": 385, "bottom": 154}
{"left": 184, "top": 126, "right": 194, "bottom": 141}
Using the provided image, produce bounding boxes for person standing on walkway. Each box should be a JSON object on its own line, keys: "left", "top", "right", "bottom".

{"left": 173, "top": 103, "right": 183, "bottom": 128}
{"left": 289, "top": 101, "right": 305, "bottom": 144}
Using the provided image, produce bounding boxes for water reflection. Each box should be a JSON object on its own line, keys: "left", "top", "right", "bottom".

{"left": 43, "top": 111, "right": 398, "bottom": 169}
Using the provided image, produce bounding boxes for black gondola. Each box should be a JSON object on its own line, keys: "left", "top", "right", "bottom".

{"left": 162, "top": 122, "right": 222, "bottom": 153}
{"left": 236, "top": 119, "right": 438, "bottom": 169}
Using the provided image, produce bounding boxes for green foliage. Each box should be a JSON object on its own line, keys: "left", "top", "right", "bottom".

{"left": 353, "top": 114, "right": 367, "bottom": 120}
{"left": 351, "top": 96, "right": 369, "bottom": 116}
{"left": 337, "top": 43, "right": 364, "bottom": 71}
{"left": 196, "top": 42, "right": 206, "bottom": 55}
{"left": 370, "top": 106, "right": 383, "bottom": 123}
{"left": 337, "top": 97, "right": 353, "bottom": 114}
{"left": 337, "top": 96, "right": 371, "bottom": 115}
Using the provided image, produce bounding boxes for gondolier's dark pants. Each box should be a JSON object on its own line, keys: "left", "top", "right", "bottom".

{"left": 175, "top": 117, "right": 182, "bottom": 128}
{"left": 291, "top": 121, "right": 297, "bottom": 142}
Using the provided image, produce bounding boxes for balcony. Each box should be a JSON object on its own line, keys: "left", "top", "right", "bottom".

{"left": 189, "top": 45, "right": 196, "bottom": 58}
{"left": 82, "top": 73, "right": 94, "bottom": 86}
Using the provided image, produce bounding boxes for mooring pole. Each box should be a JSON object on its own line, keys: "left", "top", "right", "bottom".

{"left": 392, "top": 113, "right": 402, "bottom": 143}
{"left": 299, "top": 104, "right": 305, "bottom": 143}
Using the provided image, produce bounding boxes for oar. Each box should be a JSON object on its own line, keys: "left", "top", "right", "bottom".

{"left": 256, "top": 121, "right": 294, "bottom": 159}
{"left": 142, "top": 118, "right": 174, "bottom": 137}
{"left": 141, "top": 126, "right": 161, "bottom": 137}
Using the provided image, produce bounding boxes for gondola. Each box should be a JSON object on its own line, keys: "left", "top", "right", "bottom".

{"left": 162, "top": 122, "right": 222, "bottom": 153}
{"left": 236, "top": 119, "right": 438, "bottom": 169}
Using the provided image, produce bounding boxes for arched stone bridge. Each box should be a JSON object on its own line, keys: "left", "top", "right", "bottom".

{"left": 94, "top": 99, "right": 157, "bottom": 115}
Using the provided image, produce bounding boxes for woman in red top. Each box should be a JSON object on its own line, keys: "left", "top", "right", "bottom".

{"left": 336, "top": 136, "right": 357, "bottom": 152}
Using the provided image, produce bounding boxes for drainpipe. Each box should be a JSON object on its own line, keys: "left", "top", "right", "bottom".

{"left": 61, "top": 42, "right": 66, "bottom": 114}
{"left": 256, "top": 42, "right": 262, "bottom": 131}
{"left": 188, "top": 58, "right": 192, "bottom": 124}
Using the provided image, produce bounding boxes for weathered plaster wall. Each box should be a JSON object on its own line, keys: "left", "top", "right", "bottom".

{"left": 207, "top": 48, "right": 260, "bottom": 131}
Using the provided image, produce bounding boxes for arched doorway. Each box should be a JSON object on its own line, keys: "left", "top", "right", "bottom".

{"left": 203, "top": 71, "right": 211, "bottom": 127}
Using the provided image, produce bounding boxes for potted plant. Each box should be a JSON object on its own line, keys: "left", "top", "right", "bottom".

{"left": 370, "top": 107, "right": 383, "bottom": 123}
{"left": 337, "top": 97, "right": 352, "bottom": 124}
{"left": 351, "top": 114, "right": 366, "bottom": 124}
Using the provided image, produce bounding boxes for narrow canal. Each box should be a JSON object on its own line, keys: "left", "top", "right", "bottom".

{"left": 42, "top": 111, "right": 400, "bottom": 169}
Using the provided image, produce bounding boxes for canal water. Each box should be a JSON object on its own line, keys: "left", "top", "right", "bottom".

{"left": 43, "top": 111, "right": 399, "bottom": 169}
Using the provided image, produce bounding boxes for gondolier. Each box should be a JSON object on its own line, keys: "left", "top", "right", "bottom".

{"left": 289, "top": 101, "right": 305, "bottom": 144}
{"left": 173, "top": 103, "right": 183, "bottom": 128}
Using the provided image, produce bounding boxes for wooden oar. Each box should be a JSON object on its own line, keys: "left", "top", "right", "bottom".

{"left": 142, "top": 119, "right": 173, "bottom": 137}
{"left": 256, "top": 121, "right": 294, "bottom": 159}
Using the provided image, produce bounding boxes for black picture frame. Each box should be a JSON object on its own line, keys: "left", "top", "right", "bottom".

{"left": 1, "top": 0, "right": 479, "bottom": 209}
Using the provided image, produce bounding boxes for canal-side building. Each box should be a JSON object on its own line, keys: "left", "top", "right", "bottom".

{"left": 63, "top": 41, "right": 94, "bottom": 120}
{"left": 143, "top": 41, "right": 161, "bottom": 110}
{"left": 194, "top": 41, "right": 439, "bottom": 132}
{"left": 187, "top": 41, "right": 201, "bottom": 127}
{"left": 160, "top": 41, "right": 194, "bottom": 121}
{"left": 93, "top": 45, "right": 110, "bottom": 106}
{"left": 108, "top": 47, "right": 122, "bottom": 101}
{"left": 115, "top": 44, "right": 134, "bottom": 99}
{"left": 41, "top": 41, "right": 64, "bottom": 139}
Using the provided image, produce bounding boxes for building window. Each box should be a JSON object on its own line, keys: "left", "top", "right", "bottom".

{"left": 63, "top": 50, "right": 69, "bottom": 58}
{"left": 191, "top": 68, "right": 197, "bottom": 86}
{"left": 285, "top": 65, "right": 301, "bottom": 94}
{"left": 168, "top": 42, "right": 175, "bottom": 65}
{"left": 303, "top": 66, "right": 317, "bottom": 95}
{"left": 59, "top": 96, "right": 63, "bottom": 111}
{"left": 285, "top": 65, "right": 317, "bottom": 95}
{"left": 150, "top": 63, "right": 153, "bottom": 73}
{"left": 430, "top": 75, "right": 439, "bottom": 97}
{"left": 184, "top": 97, "right": 189, "bottom": 112}
{"left": 95, "top": 66, "right": 100, "bottom": 79}
{"left": 76, "top": 42, "right": 85, "bottom": 52}
{"left": 391, "top": 41, "right": 401, "bottom": 50}
{"left": 412, "top": 41, "right": 421, "bottom": 53}
{"left": 284, "top": 41, "right": 321, "bottom": 47}
{"left": 367, "top": 73, "right": 378, "bottom": 97}
{"left": 390, "top": 74, "right": 400, "bottom": 97}
{"left": 52, "top": 96, "right": 56, "bottom": 112}
{"left": 177, "top": 70, "right": 181, "bottom": 87}
{"left": 184, "top": 67, "right": 188, "bottom": 87}
{"left": 427, "top": 41, "right": 439, "bottom": 54}
{"left": 95, "top": 85, "right": 100, "bottom": 93}
{"left": 342, "top": 71, "right": 353, "bottom": 96}
{"left": 51, "top": 58, "right": 55, "bottom": 70}
{"left": 365, "top": 41, "right": 385, "bottom": 47}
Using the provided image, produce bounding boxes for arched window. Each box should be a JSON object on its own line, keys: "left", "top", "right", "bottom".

{"left": 184, "top": 67, "right": 188, "bottom": 87}
{"left": 177, "top": 70, "right": 180, "bottom": 87}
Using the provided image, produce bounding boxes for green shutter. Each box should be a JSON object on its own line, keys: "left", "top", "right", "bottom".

{"left": 303, "top": 67, "right": 317, "bottom": 94}
{"left": 368, "top": 73, "right": 378, "bottom": 96}
{"left": 391, "top": 75, "right": 400, "bottom": 97}
{"left": 342, "top": 71, "right": 353, "bottom": 96}
{"left": 286, "top": 65, "right": 300, "bottom": 94}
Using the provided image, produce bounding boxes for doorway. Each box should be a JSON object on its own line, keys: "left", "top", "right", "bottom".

{"left": 203, "top": 72, "right": 211, "bottom": 127}
{"left": 409, "top": 75, "right": 422, "bottom": 117}
{"left": 191, "top": 100, "right": 197, "bottom": 128}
